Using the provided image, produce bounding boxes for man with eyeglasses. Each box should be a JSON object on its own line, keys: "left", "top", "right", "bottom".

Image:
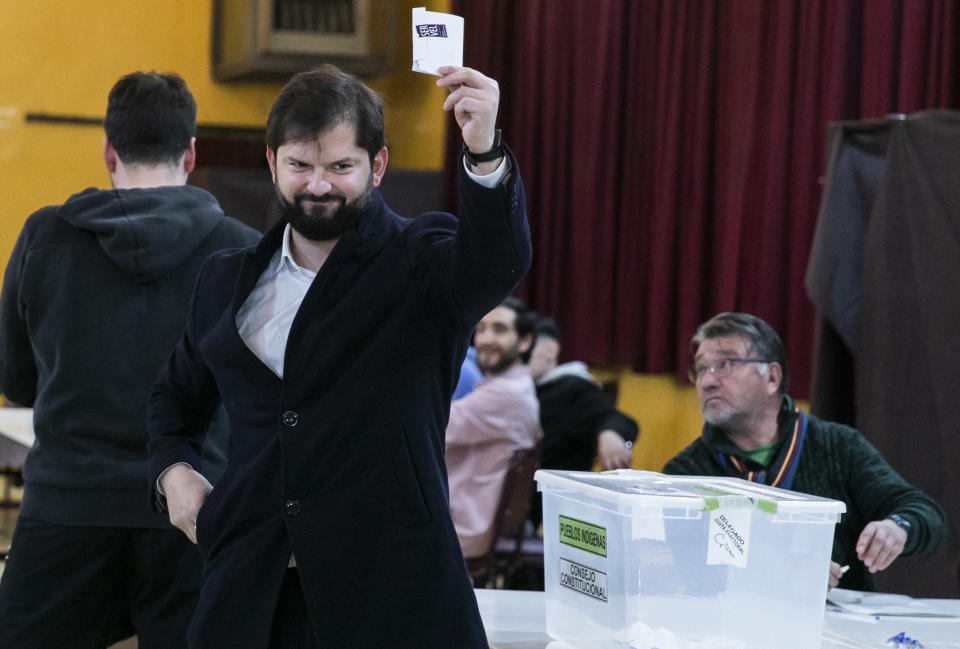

{"left": 663, "top": 312, "right": 944, "bottom": 592}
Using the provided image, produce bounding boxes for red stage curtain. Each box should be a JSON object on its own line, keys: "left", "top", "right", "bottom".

{"left": 446, "top": 0, "right": 960, "bottom": 397}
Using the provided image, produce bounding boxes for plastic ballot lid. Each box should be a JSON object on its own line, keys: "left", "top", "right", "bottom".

{"left": 535, "top": 469, "right": 846, "bottom": 516}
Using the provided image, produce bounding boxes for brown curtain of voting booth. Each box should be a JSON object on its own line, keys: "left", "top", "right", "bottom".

{"left": 806, "top": 111, "right": 960, "bottom": 598}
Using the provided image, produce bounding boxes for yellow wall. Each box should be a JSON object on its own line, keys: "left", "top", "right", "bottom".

{"left": 0, "top": 0, "right": 450, "bottom": 264}
{"left": 597, "top": 370, "right": 703, "bottom": 471}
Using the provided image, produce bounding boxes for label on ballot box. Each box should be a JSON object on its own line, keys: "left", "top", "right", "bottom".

{"left": 559, "top": 515, "right": 607, "bottom": 556}
{"left": 535, "top": 470, "right": 845, "bottom": 649}
{"left": 559, "top": 558, "right": 608, "bottom": 603}
{"left": 706, "top": 509, "right": 750, "bottom": 568}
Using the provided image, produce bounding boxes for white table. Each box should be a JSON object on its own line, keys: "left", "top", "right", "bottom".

{"left": 0, "top": 407, "right": 34, "bottom": 463}
{"left": 476, "top": 589, "right": 960, "bottom": 649}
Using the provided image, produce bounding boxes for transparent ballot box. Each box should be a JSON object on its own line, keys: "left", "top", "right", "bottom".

{"left": 535, "top": 470, "right": 845, "bottom": 649}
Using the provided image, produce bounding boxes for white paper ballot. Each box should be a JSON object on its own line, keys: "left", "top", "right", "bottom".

{"left": 412, "top": 7, "right": 464, "bottom": 75}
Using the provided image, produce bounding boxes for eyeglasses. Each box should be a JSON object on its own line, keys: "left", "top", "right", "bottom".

{"left": 687, "top": 358, "right": 772, "bottom": 384}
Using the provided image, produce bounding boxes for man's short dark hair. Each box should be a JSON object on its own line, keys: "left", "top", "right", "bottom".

{"left": 534, "top": 316, "right": 561, "bottom": 343}
{"left": 500, "top": 296, "right": 536, "bottom": 338}
{"left": 498, "top": 296, "right": 536, "bottom": 363}
{"left": 104, "top": 71, "right": 196, "bottom": 166}
{"left": 265, "top": 64, "right": 386, "bottom": 165}
{"left": 691, "top": 312, "right": 789, "bottom": 394}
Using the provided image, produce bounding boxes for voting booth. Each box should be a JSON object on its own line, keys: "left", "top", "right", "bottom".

{"left": 535, "top": 470, "right": 845, "bottom": 649}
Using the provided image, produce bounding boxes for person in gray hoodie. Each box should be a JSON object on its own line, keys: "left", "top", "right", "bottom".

{"left": 0, "top": 71, "right": 260, "bottom": 649}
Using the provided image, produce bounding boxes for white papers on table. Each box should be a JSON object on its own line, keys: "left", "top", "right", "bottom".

{"left": 827, "top": 588, "right": 960, "bottom": 618}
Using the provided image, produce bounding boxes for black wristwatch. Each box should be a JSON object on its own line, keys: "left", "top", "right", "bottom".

{"left": 463, "top": 129, "right": 503, "bottom": 166}
{"left": 887, "top": 513, "right": 912, "bottom": 533}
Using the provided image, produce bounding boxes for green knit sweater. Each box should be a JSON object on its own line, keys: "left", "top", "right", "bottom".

{"left": 663, "top": 398, "right": 946, "bottom": 591}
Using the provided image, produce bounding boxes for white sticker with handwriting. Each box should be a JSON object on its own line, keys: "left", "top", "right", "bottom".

{"left": 706, "top": 508, "right": 751, "bottom": 568}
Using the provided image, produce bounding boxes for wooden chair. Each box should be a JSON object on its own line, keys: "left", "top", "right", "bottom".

{"left": 599, "top": 379, "right": 620, "bottom": 409}
{"left": 512, "top": 531, "right": 544, "bottom": 590}
{"left": 467, "top": 446, "right": 540, "bottom": 588}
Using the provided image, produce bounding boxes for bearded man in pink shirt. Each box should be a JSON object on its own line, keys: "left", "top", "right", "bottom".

{"left": 445, "top": 296, "right": 542, "bottom": 559}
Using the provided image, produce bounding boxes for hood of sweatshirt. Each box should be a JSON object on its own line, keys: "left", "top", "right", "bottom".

{"left": 535, "top": 360, "right": 595, "bottom": 386}
{"left": 58, "top": 185, "right": 225, "bottom": 282}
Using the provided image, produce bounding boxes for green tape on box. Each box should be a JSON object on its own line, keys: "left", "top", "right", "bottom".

{"left": 689, "top": 485, "right": 729, "bottom": 511}
{"left": 756, "top": 498, "right": 778, "bottom": 514}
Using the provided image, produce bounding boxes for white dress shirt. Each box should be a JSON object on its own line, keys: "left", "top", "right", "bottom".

{"left": 235, "top": 226, "right": 315, "bottom": 377}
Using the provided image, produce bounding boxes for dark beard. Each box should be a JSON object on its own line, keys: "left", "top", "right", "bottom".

{"left": 476, "top": 347, "right": 520, "bottom": 376}
{"left": 275, "top": 180, "right": 373, "bottom": 242}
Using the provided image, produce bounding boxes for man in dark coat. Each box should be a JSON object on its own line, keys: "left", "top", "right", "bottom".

{"left": 148, "top": 64, "right": 531, "bottom": 648}
{"left": 0, "top": 71, "right": 259, "bottom": 648}
{"left": 663, "top": 312, "right": 945, "bottom": 593}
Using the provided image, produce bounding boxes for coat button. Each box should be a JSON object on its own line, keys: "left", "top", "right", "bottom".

{"left": 281, "top": 410, "right": 299, "bottom": 427}
{"left": 284, "top": 499, "right": 300, "bottom": 516}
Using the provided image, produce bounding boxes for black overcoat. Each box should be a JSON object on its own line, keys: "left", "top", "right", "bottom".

{"left": 147, "top": 153, "right": 530, "bottom": 648}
